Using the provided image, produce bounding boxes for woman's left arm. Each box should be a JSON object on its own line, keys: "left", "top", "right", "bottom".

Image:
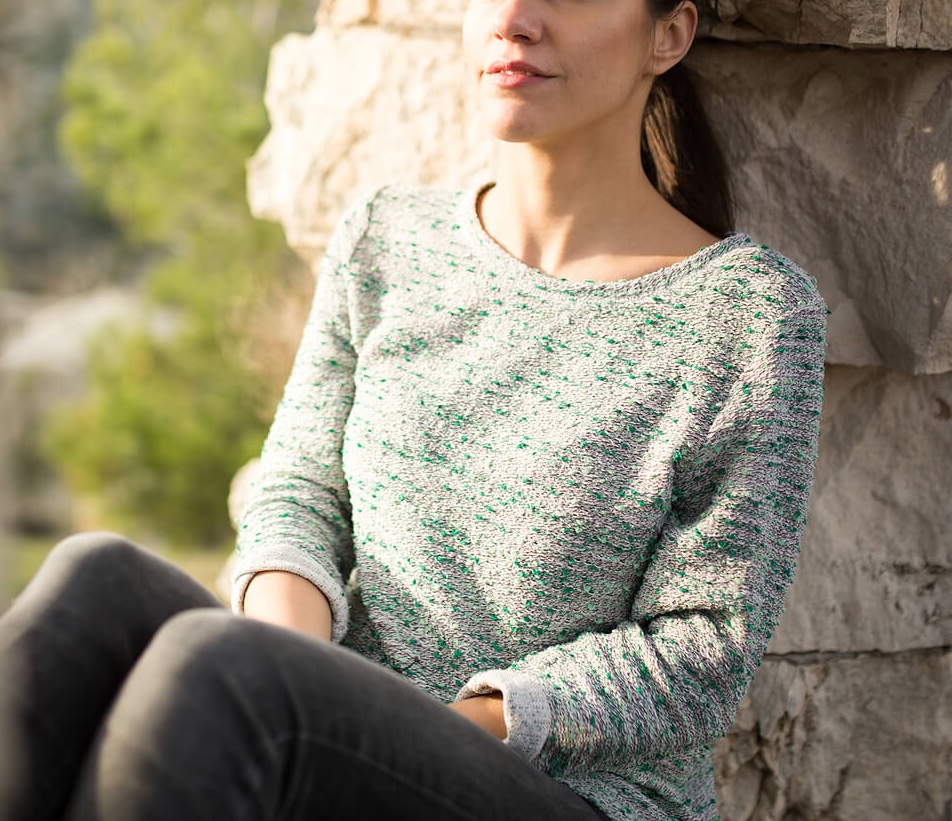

{"left": 454, "top": 303, "right": 827, "bottom": 773}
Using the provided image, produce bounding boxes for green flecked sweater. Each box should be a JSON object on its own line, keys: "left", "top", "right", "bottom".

{"left": 232, "top": 184, "right": 827, "bottom": 820}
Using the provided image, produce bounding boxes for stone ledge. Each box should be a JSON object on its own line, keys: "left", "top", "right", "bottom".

{"left": 697, "top": 0, "right": 952, "bottom": 51}
{"left": 314, "top": 0, "right": 952, "bottom": 51}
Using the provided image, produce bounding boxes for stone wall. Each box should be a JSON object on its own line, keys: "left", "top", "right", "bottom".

{"left": 246, "top": 1, "right": 952, "bottom": 817}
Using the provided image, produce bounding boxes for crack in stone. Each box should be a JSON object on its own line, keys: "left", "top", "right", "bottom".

{"left": 914, "top": 0, "right": 925, "bottom": 48}
{"left": 890, "top": 561, "right": 952, "bottom": 576}
{"left": 828, "top": 762, "right": 852, "bottom": 815}
{"left": 765, "top": 645, "right": 951, "bottom": 664}
{"left": 891, "top": 0, "right": 904, "bottom": 47}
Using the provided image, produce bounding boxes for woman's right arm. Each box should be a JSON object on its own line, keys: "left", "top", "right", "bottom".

{"left": 244, "top": 571, "right": 333, "bottom": 642}
{"left": 230, "top": 193, "right": 374, "bottom": 643}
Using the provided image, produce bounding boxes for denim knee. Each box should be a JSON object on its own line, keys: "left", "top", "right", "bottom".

{"left": 142, "top": 611, "right": 342, "bottom": 710}
{"left": 145, "top": 610, "right": 272, "bottom": 686}
{"left": 46, "top": 532, "right": 147, "bottom": 579}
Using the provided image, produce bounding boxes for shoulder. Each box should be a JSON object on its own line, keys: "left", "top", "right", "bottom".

{"left": 702, "top": 237, "right": 828, "bottom": 321}
{"left": 328, "top": 183, "right": 471, "bottom": 259}
{"left": 365, "top": 183, "right": 468, "bottom": 222}
{"left": 322, "top": 183, "right": 467, "bottom": 262}
{"left": 345, "top": 183, "right": 470, "bottom": 239}
{"left": 674, "top": 237, "right": 828, "bottom": 372}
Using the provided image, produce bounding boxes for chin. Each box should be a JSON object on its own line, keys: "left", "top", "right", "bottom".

{"left": 490, "top": 129, "right": 543, "bottom": 144}
{"left": 480, "top": 114, "right": 551, "bottom": 144}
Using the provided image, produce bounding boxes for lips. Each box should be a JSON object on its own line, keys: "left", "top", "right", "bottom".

{"left": 486, "top": 60, "right": 554, "bottom": 78}
{"left": 484, "top": 60, "right": 555, "bottom": 89}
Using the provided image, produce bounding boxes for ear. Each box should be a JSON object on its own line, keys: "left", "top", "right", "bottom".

{"left": 648, "top": 1, "right": 698, "bottom": 77}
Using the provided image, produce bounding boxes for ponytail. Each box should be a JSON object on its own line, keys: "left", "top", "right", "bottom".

{"left": 640, "top": 51, "right": 735, "bottom": 238}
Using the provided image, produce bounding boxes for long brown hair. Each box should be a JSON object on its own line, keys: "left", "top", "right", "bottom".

{"left": 642, "top": 0, "right": 734, "bottom": 238}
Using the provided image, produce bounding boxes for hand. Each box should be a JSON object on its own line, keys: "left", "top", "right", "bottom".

{"left": 448, "top": 692, "right": 507, "bottom": 740}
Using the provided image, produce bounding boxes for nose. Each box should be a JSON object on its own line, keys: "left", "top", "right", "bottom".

{"left": 492, "top": 0, "right": 543, "bottom": 44}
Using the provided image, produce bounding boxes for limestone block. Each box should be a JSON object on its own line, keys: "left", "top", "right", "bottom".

{"left": 317, "top": 0, "right": 466, "bottom": 30}
{"left": 247, "top": 22, "right": 492, "bottom": 264}
{"left": 689, "top": 42, "right": 952, "bottom": 374}
{"left": 697, "top": 0, "right": 952, "bottom": 50}
{"left": 714, "top": 649, "right": 952, "bottom": 820}
{"left": 768, "top": 365, "right": 952, "bottom": 654}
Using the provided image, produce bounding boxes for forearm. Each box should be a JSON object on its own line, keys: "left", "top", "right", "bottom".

{"left": 244, "top": 572, "right": 505, "bottom": 740}
{"left": 243, "top": 570, "right": 333, "bottom": 642}
{"left": 449, "top": 692, "right": 507, "bottom": 740}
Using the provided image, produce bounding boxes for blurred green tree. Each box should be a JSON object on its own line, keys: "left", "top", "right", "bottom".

{"left": 45, "top": 0, "right": 315, "bottom": 547}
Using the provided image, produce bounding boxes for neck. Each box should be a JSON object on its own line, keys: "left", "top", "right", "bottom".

{"left": 481, "top": 129, "right": 715, "bottom": 281}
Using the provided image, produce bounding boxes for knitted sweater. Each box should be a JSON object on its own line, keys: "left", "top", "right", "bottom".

{"left": 232, "top": 184, "right": 827, "bottom": 820}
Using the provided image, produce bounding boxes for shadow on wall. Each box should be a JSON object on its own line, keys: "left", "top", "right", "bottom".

{"left": 689, "top": 43, "right": 952, "bottom": 375}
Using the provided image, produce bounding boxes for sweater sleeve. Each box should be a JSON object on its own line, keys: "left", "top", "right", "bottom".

{"left": 230, "top": 195, "right": 371, "bottom": 643}
{"left": 456, "top": 303, "right": 827, "bottom": 774}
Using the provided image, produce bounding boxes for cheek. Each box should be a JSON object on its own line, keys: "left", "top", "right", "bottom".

{"left": 574, "top": 21, "right": 651, "bottom": 97}
{"left": 588, "top": 7, "right": 654, "bottom": 71}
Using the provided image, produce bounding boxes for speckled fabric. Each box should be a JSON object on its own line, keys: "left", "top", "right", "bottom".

{"left": 232, "top": 184, "right": 827, "bottom": 820}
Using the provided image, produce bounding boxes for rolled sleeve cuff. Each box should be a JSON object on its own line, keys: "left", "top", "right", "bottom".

{"left": 456, "top": 670, "right": 552, "bottom": 763}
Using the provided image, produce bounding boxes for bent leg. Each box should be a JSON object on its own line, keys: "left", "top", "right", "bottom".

{"left": 66, "top": 610, "right": 605, "bottom": 821}
{"left": 0, "top": 533, "right": 221, "bottom": 821}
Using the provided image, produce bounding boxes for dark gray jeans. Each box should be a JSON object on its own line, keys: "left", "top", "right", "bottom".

{"left": 0, "top": 532, "right": 609, "bottom": 820}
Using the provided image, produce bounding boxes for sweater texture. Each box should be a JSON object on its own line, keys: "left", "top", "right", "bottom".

{"left": 232, "top": 184, "right": 827, "bottom": 820}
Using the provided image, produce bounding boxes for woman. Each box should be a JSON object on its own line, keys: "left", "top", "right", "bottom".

{"left": 0, "top": 0, "right": 826, "bottom": 819}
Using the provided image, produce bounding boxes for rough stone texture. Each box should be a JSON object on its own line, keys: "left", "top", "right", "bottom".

{"left": 246, "top": 3, "right": 952, "bottom": 818}
{"left": 247, "top": 4, "right": 491, "bottom": 264}
{"left": 316, "top": 0, "right": 466, "bottom": 29}
{"left": 714, "top": 650, "right": 952, "bottom": 821}
{"left": 772, "top": 365, "right": 952, "bottom": 654}
{"left": 697, "top": 0, "right": 952, "bottom": 50}
{"left": 321, "top": 0, "right": 952, "bottom": 51}
{"left": 689, "top": 42, "right": 952, "bottom": 375}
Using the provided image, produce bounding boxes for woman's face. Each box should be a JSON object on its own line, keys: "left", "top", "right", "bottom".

{"left": 462, "top": 0, "right": 665, "bottom": 147}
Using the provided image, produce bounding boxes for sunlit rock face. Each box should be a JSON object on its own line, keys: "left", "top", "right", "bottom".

{"left": 247, "top": 0, "right": 490, "bottom": 264}
{"left": 247, "top": 2, "right": 952, "bottom": 818}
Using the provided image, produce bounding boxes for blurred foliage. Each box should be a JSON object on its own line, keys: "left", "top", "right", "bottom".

{"left": 46, "top": 0, "right": 316, "bottom": 546}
